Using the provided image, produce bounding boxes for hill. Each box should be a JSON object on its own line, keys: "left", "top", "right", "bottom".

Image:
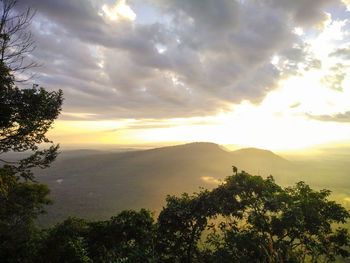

{"left": 36, "top": 142, "right": 291, "bottom": 225}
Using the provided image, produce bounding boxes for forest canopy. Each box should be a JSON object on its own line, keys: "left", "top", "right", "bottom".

{"left": 2, "top": 170, "right": 349, "bottom": 263}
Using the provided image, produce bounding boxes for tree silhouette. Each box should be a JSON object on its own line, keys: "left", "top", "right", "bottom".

{"left": 0, "top": 1, "right": 63, "bottom": 260}
{"left": 0, "top": 0, "right": 37, "bottom": 76}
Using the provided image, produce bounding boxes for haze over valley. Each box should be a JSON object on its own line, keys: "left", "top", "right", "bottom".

{"left": 35, "top": 142, "right": 350, "bottom": 226}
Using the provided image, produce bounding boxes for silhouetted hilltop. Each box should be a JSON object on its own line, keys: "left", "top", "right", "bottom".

{"left": 34, "top": 143, "right": 308, "bottom": 226}
{"left": 230, "top": 147, "right": 290, "bottom": 175}
{"left": 231, "top": 147, "right": 287, "bottom": 161}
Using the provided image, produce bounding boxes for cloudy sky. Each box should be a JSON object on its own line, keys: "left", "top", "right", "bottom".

{"left": 17, "top": 0, "right": 350, "bottom": 151}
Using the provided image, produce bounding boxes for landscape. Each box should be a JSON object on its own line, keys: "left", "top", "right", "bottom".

{"left": 36, "top": 142, "right": 350, "bottom": 226}
{"left": 1, "top": 0, "right": 350, "bottom": 262}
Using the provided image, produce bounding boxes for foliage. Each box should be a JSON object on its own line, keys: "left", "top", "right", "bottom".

{"left": 33, "top": 210, "right": 155, "bottom": 263}
{"left": 0, "top": 62, "right": 63, "bottom": 181}
{"left": 0, "top": 1, "right": 63, "bottom": 261}
{"left": 87, "top": 209, "right": 155, "bottom": 263}
{"left": 0, "top": 0, "right": 63, "bottom": 182}
{"left": 205, "top": 172, "right": 350, "bottom": 263}
{"left": 12, "top": 170, "right": 347, "bottom": 263}
{"left": 35, "top": 217, "right": 92, "bottom": 263}
{"left": 156, "top": 191, "right": 215, "bottom": 263}
{"left": 0, "top": 164, "right": 52, "bottom": 262}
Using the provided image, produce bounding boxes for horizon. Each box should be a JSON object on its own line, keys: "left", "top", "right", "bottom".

{"left": 54, "top": 139, "right": 350, "bottom": 159}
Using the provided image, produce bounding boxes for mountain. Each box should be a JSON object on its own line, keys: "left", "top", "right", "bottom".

{"left": 36, "top": 142, "right": 348, "bottom": 226}
{"left": 230, "top": 148, "right": 290, "bottom": 177}
{"left": 35, "top": 141, "right": 350, "bottom": 226}
{"left": 35, "top": 142, "right": 292, "bottom": 226}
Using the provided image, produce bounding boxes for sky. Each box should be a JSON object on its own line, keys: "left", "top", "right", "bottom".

{"left": 16, "top": 0, "right": 350, "bottom": 152}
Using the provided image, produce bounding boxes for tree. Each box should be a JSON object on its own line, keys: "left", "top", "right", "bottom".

{"left": 156, "top": 191, "right": 216, "bottom": 263}
{"left": 0, "top": 0, "right": 62, "bottom": 194}
{"left": 0, "top": 63, "right": 63, "bottom": 183}
{"left": 35, "top": 217, "right": 92, "bottom": 263}
{"left": 0, "top": 0, "right": 63, "bottom": 185}
{"left": 0, "top": 0, "right": 37, "bottom": 75}
{"left": 206, "top": 172, "right": 350, "bottom": 262}
{"left": 7, "top": 169, "right": 346, "bottom": 263}
{"left": 36, "top": 210, "right": 155, "bottom": 263}
{"left": 101, "top": 209, "right": 155, "bottom": 262}
{"left": 153, "top": 170, "right": 350, "bottom": 263}
{"left": 0, "top": 169, "right": 52, "bottom": 261}
{"left": 0, "top": 0, "right": 63, "bottom": 261}
{"left": 0, "top": 0, "right": 63, "bottom": 189}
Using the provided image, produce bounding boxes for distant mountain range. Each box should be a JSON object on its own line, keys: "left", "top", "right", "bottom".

{"left": 35, "top": 142, "right": 350, "bottom": 226}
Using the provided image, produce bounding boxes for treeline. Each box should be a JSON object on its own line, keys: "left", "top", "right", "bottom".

{"left": 2, "top": 170, "right": 350, "bottom": 263}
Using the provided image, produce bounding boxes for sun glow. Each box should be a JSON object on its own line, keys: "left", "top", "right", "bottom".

{"left": 342, "top": 0, "right": 350, "bottom": 11}
{"left": 48, "top": 4, "right": 350, "bottom": 153}
{"left": 102, "top": 0, "right": 136, "bottom": 21}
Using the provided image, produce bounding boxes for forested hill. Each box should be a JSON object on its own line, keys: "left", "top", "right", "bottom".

{"left": 35, "top": 142, "right": 291, "bottom": 225}
{"left": 35, "top": 142, "right": 350, "bottom": 226}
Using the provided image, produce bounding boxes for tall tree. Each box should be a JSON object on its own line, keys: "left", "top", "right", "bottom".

{"left": 157, "top": 191, "right": 215, "bottom": 263}
{"left": 0, "top": 0, "right": 63, "bottom": 183}
{"left": 0, "top": 0, "right": 63, "bottom": 261}
{"left": 206, "top": 172, "right": 350, "bottom": 262}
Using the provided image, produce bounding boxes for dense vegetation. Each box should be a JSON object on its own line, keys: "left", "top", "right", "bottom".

{"left": 2, "top": 169, "right": 350, "bottom": 262}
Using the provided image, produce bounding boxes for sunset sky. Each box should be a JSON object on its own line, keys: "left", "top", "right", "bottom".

{"left": 18, "top": 0, "right": 350, "bottom": 152}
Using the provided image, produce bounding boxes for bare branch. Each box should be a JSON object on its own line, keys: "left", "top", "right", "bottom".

{"left": 0, "top": 0, "right": 37, "bottom": 80}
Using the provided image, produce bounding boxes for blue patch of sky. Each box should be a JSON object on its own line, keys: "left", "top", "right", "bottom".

{"left": 300, "top": 3, "right": 350, "bottom": 44}
{"left": 327, "top": 4, "right": 350, "bottom": 45}
{"left": 325, "top": 2, "right": 350, "bottom": 21}
{"left": 131, "top": 0, "right": 173, "bottom": 25}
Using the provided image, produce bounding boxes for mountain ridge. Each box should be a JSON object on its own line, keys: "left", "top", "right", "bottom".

{"left": 36, "top": 142, "right": 291, "bottom": 226}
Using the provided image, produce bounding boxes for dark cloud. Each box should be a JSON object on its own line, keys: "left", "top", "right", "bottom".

{"left": 306, "top": 111, "right": 350, "bottom": 122}
{"left": 269, "top": 0, "right": 339, "bottom": 26}
{"left": 15, "top": 0, "right": 345, "bottom": 119}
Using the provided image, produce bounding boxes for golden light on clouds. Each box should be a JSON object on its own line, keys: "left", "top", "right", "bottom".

{"left": 61, "top": 112, "right": 99, "bottom": 119}
{"left": 102, "top": 0, "right": 136, "bottom": 21}
{"left": 40, "top": 0, "right": 350, "bottom": 153}
{"left": 49, "top": 120, "right": 145, "bottom": 145}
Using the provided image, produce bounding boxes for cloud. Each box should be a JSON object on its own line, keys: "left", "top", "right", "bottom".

{"left": 330, "top": 45, "right": 350, "bottom": 59}
{"left": 102, "top": 0, "right": 136, "bottom": 21}
{"left": 60, "top": 112, "right": 100, "bottom": 121}
{"left": 289, "top": 102, "right": 301, "bottom": 109}
{"left": 119, "top": 119, "right": 219, "bottom": 129}
{"left": 306, "top": 111, "right": 350, "bottom": 122}
{"left": 342, "top": 0, "right": 350, "bottom": 10}
{"left": 15, "top": 0, "right": 348, "bottom": 119}
{"left": 321, "top": 64, "right": 348, "bottom": 91}
{"left": 269, "top": 0, "right": 339, "bottom": 27}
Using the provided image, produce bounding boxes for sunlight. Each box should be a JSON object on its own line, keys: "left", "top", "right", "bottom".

{"left": 342, "top": 0, "right": 350, "bottom": 11}
{"left": 201, "top": 176, "right": 221, "bottom": 185}
{"left": 102, "top": 0, "right": 136, "bottom": 21}
{"left": 306, "top": 17, "right": 348, "bottom": 66}
{"left": 48, "top": 120, "right": 141, "bottom": 145}
{"left": 45, "top": 0, "right": 350, "bottom": 153}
